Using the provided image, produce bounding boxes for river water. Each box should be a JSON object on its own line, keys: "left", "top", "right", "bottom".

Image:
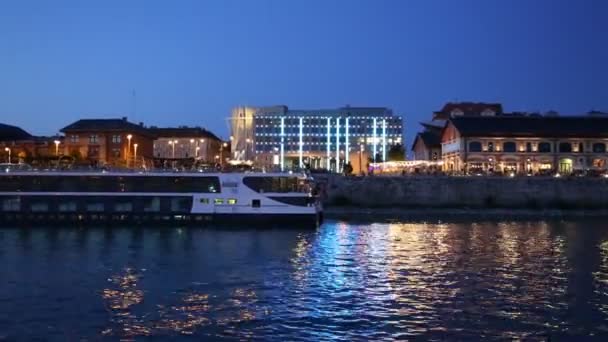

{"left": 1, "top": 219, "right": 608, "bottom": 340}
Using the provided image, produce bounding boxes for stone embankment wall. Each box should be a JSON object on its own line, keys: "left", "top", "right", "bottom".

{"left": 317, "top": 175, "right": 608, "bottom": 209}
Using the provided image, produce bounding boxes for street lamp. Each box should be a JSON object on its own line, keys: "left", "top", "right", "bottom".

{"left": 221, "top": 142, "right": 228, "bottom": 167}
{"left": 169, "top": 140, "right": 177, "bottom": 158}
{"left": 126, "top": 134, "right": 133, "bottom": 168}
{"left": 4, "top": 147, "right": 10, "bottom": 164}
{"left": 54, "top": 140, "right": 60, "bottom": 156}
{"left": 133, "top": 143, "right": 138, "bottom": 168}
{"left": 199, "top": 139, "right": 205, "bottom": 161}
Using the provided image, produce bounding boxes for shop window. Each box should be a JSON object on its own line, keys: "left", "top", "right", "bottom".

{"left": 593, "top": 159, "right": 606, "bottom": 168}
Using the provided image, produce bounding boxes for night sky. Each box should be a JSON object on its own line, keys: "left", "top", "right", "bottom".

{"left": 1, "top": 0, "right": 606, "bottom": 149}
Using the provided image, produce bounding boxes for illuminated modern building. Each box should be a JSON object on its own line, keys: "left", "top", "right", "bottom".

{"left": 230, "top": 105, "right": 403, "bottom": 171}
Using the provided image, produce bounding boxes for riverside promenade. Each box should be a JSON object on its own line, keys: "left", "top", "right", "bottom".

{"left": 317, "top": 174, "right": 608, "bottom": 210}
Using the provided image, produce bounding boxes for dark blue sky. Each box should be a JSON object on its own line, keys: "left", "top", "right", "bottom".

{"left": 1, "top": 0, "right": 606, "bottom": 148}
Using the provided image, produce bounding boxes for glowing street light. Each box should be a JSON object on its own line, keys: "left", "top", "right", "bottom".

{"left": 54, "top": 140, "right": 60, "bottom": 156}
{"left": 126, "top": 134, "right": 133, "bottom": 167}
{"left": 133, "top": 143, "right": 138, "bottom": 167}
{"left": 4, "top": 147, "right": 10, "bottom": 164}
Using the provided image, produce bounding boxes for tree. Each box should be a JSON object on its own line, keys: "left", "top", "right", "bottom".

{"left": 388, "top": 144, "right": 405, "bottom": 161}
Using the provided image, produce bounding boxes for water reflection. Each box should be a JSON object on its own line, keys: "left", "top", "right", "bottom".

{"left": 2, "top": 221, "right": 608, "bottom": 340}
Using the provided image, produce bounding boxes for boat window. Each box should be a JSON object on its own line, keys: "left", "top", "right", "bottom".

{"left": 243, "top": 177, "right": 302, "bottom": 193}
{"left": 86, "top": 203, "right": 104, "bottom": 212}
{"left": 143, "top": 197, "right": 161, "bottom": 212}
{"left": 58, "top": 201, "right": 77, "bottom": 212}
{"left": 170, "top": 197, "right": 191, "bottom": 212}
{"left": 214, "top": 198, "right": 224, "bottom": 205}
{"left": 227, "top": 198, "right": 237, "bottom": 205}
{"left": 1, "top": 197, "right": 20, "bottom": 211}
{"left": 31, "top": 202, "right": 49, "bottom": 212}
{"left": 252, "top": 199, "right": 261, "bottom": 208}
{"left": 114, "top": 202, "right": 133, "bottom": 212}
{"left": 0, "top": 175, "right": 222, "bottom": 193}
{"left": 199, "top": 198, "right": 209, "bottom": 204}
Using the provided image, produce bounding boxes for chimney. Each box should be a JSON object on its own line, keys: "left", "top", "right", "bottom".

{"left": 122, "top": 116, "right": 127, "bottom": 122}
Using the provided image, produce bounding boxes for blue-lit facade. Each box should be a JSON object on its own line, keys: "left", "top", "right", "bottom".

{"left": 231, "top": 106, "right": 403, "bottom": 171}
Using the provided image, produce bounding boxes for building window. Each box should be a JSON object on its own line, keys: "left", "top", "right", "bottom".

{"left": 112, "top": 135, "right": 122, "bottom": 144}
{"left": 579, "top": 143, "right": 584, "bottom": 153}
{"left": 468, "top": 141, "right": 482, "bottom": 152}
{"left": 70, "top": 135, "right": 79, "bottom": 143}
{"left": 593, "top": 143, "right": 606, "bottom": 153}
{"left": 559, "top": 142, "right": 572, "bottom": 153}
{"left": 112, "top": 148, "right": 121, "bottom": 157}
{"left": 526, "top": 142, "right": 533, "bottom": 152}
{"left": 2, "top": 197, "right": 20, "bottom": 211}
{"left": 503, "top": 142, "right": 516, "bottom": 153}
{"left": 487, "top": 142, "right": 494, "bottom": 152}
{"left": 539, "top": 142, "right": 552, "bottom": 153}
{"left": 89, "top": 135, "right": 98, "bottom": 144}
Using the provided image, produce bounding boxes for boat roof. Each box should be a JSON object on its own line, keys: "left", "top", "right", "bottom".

{"left": 0, "top": 170, "right": 310, "bottom": 178}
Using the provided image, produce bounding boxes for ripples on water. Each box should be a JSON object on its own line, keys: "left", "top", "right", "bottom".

{"left": 1, "top": 220, "right": 608, "bottom": 340}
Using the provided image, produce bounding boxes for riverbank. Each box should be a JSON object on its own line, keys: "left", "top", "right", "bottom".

{"left": 316, "top": 175, "right": 608, "bottom": 210}
{"left": 324, "top": 206, "right": 608, "bottom": 221}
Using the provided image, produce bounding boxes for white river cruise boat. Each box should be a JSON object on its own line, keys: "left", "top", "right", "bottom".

{"left": 0, "top": 168, "right": 323, "bottom": 227}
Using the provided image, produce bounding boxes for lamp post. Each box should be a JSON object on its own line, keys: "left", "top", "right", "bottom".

{"left": 245, "top": 138, "right": 251, "bottom": 161}
{"left": 220, "top": 142, "right": 228, "bottom": 167}
{"left": 133, "top": 143, "right": 138, "bottom": 168}
{"left": 168, "top": 140, "right": 177, "bottom": 158}
{"left": 199, "top": 139, "right": 205, "bottom": 161}
{"left": 126, "top": 134, "right": 133, "bottom": 168}
{"left": 54, "top": 140, "right": 60, "bottom": 156}
{"left": 4, "top": 147, "right": 10, "bottom": 164}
